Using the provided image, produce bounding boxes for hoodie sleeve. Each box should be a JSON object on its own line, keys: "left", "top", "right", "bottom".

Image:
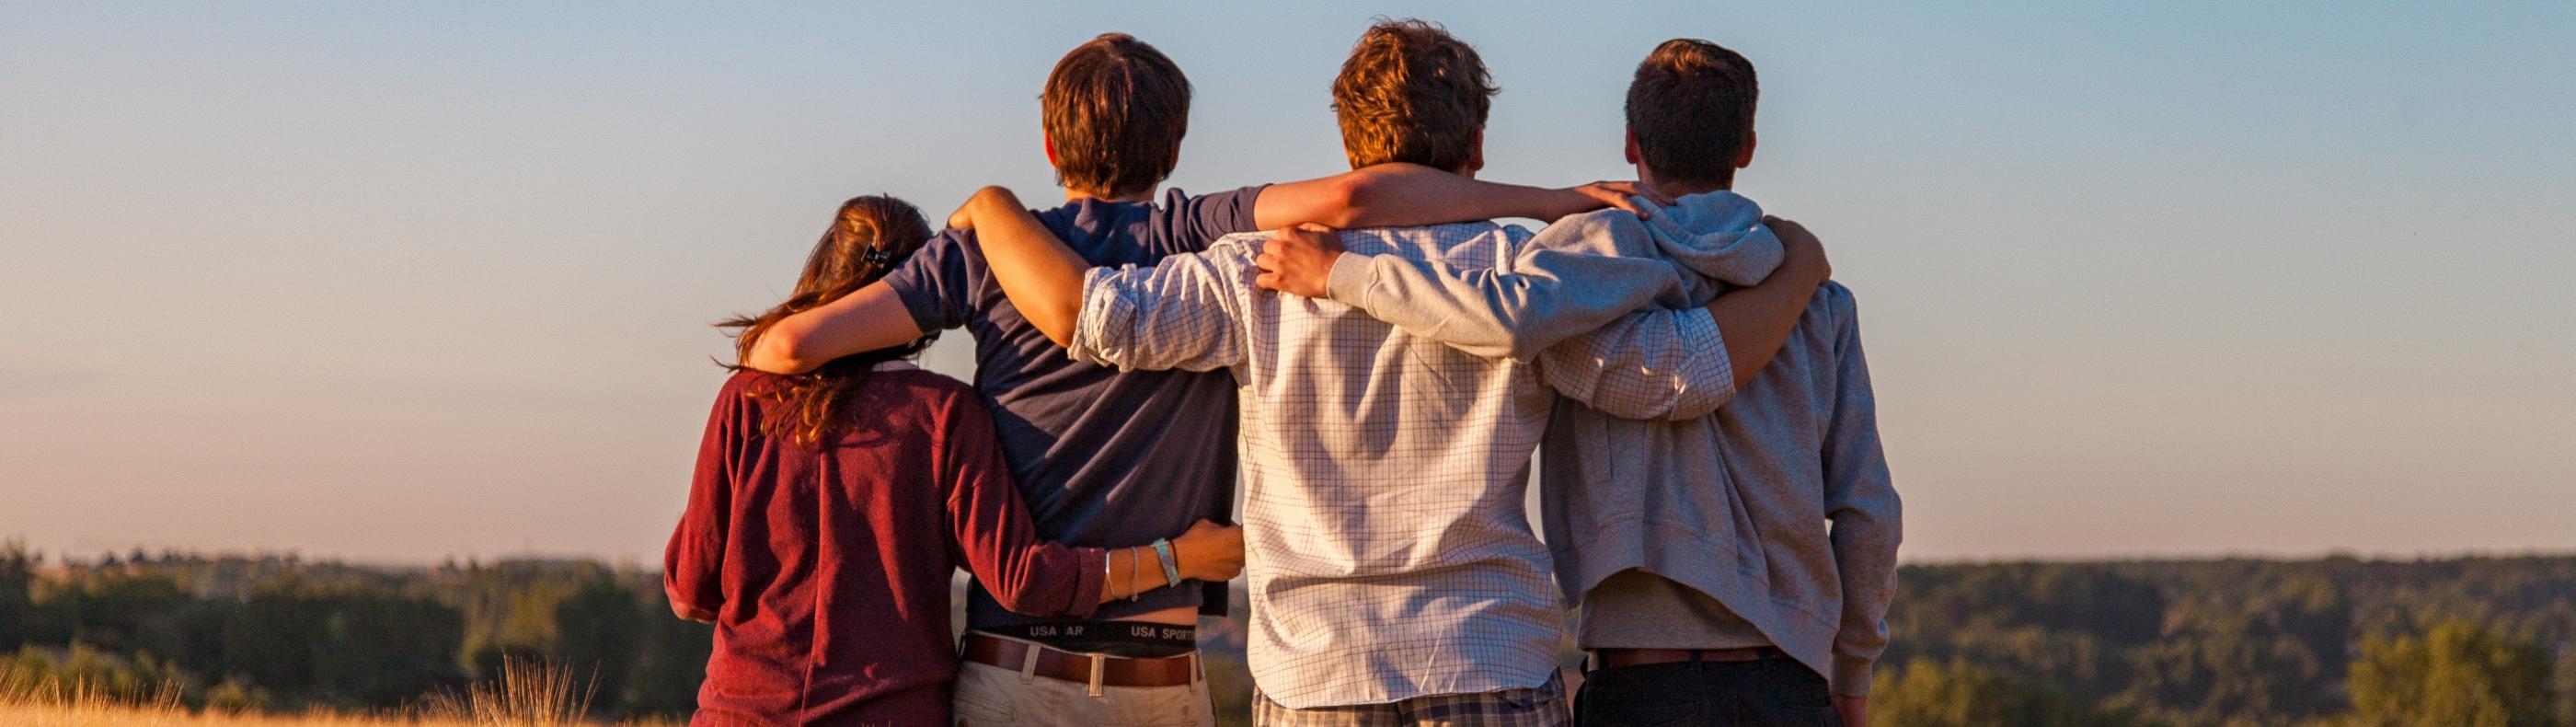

{"left": 1323, "top": 213, "right": 1684, "bottom": 361}
{"left": 1817, "top": 284, "right": 1902, "bottom": 697}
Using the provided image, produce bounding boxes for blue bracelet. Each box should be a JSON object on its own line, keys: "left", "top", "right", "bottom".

{"left": 1151, "top": 538, "right": 1181, "bottom": 587}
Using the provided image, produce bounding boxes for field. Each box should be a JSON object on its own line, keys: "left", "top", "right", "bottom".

{"left": 6, "top": 549, "right": 2573, "bottom": 726}
{"left": 0, "top": 659, "right": 640, "bottom": 727}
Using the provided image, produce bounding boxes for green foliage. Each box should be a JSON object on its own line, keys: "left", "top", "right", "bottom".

{"left": 0, "top": 543, "right": 32, "bottom": 647}
{"left": 549, "top": 575, "right": 643, "bottom": 707}
{"left": 2346, "top": 619, "right": 2558, "bottom": 727}
{"left": 4, "top": 549, "right": 2570, "bottom": 724}
{"left": 1869, "top": 657, "right": 2129, "bottom": 727}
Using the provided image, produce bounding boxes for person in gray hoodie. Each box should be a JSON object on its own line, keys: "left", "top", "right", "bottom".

{"left": 1252, "top": 39, "right": 1900, "bottom": 727}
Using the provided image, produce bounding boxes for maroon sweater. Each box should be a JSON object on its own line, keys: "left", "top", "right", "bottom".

{"left": 665, "top": 367, "right": 1107, "bottom": 727}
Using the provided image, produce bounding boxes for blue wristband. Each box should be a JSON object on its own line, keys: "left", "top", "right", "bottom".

{"left": 1151, "top": 538, "right": 1181, "bottom": 587}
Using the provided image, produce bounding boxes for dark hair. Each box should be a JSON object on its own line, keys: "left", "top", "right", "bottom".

{"left": 1626, "top": 39, "right": 1759, "bottom": 189}
{"left": 719, "top": 195, "right": 937, "bottom": 445}
{"left": 1329, "top": 17, "right": 1495, "bottom": 172}
{"left": 1041, "top": 33, "right": 1192, "bottom": 199}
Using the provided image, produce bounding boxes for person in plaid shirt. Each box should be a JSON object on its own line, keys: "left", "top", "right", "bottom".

{"left": 941, "top": 19, "right": 1832, "bottom": 727}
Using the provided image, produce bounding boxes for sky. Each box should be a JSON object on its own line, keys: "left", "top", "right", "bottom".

{"left": 3, "top": 2, "right": 2571, "bottom": 565}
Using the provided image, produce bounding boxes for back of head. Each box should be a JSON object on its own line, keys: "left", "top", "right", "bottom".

{"left": 1627, "top": 39, "right": 1759, "bottom": 189}
{"left": 721, "top": 195, "right": 937, "bottom": 444}
{"left": 1042, "top": 33, "right": 1192, "bottom": 199}
{"left": 1330, "top": 18, "right": 1495, "bottom": 173}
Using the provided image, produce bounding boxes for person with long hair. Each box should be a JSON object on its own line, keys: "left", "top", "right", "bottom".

{"left": 663, "top": 194, "right": 1246, "bottom": 727}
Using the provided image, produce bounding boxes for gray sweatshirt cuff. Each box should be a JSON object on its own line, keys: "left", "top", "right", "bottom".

{"left": 1832, "top": 655, "right": 1875, "bottom": 697}
{"left": 1324, "top": 252, "right": 1374, "bottom": 306}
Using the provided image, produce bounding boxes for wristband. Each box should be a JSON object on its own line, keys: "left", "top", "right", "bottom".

{"left": 1151, "top": 538, "right": 1181, "bottom": 587}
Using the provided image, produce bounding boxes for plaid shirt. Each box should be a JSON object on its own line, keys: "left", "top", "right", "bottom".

{"left": 1069, "top": 221, "right": 1729, "bottom": 709}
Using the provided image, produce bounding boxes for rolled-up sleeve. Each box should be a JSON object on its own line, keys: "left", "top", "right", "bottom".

{"left": 1535, "top": 305, "right": 1735, "bottom": 421}
{"left": 1068, "top": 243, "right": 1254, "bottom": 374}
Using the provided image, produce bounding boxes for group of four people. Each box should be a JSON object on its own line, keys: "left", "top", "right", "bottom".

{"left": 664, "top": 17, "right": 1901, "bottom": 727}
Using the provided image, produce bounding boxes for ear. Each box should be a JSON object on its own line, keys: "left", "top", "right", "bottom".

{"left": 1624, "top": 128, "right": 1642, "bottom": 166}
{"left": 1466, "top": 130, "right": 1486, "bottom": 177}
{"left": 1734, "top": 129, "right": 1756, "bottom": 169}
{"left": 1043, "top": 133, "right": 1060, "bottom": 169}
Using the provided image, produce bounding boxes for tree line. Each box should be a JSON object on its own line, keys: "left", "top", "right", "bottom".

{"left": 3, "top": 544, "right": 2569, "bottom": 725}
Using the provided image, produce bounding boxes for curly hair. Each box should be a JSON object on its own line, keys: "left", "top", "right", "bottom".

{"left": 1329, "top": 18, "right": 1495, "bottom": 172}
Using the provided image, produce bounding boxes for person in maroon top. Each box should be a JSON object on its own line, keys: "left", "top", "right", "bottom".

{"left": 665, "top": 194, "right": 1246, "bottom": 727}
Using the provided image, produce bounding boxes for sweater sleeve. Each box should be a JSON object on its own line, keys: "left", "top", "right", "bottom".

{"left": 937, "top": 389, "right": 1108, "bottom": 617}
{"left": 662, "top": 381, "right": 743, "bottom": 621}
{"left": 1818, "top": 285, "right": 1903, "bottom": 697}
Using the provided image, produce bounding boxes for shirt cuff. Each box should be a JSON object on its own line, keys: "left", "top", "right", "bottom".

{"left": 1832, "top": 654, "right": 1875, "bottom": 698}
{"left": 1064, "top": 548, "right": 1109, "bottom": 619}
{"left": 1068, "top": 268, "right": 1130, "bottom": 366}
{"left": 1324, "top": 252, "right": 1374, "bottom": 306}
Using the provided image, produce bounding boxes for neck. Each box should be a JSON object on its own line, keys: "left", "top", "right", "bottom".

{"left": 1654, "top": 179, "right": 1730, "bottom": 198}
{"left": 1065, "top": 188, "right": 1156, "bottom": 204}
{"left": 1639, "top": 167, "right": 1730, "bottom": 198}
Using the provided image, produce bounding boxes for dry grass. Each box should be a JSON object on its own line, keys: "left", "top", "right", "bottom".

{"left": 0, "top": 658, "right": 662, "bottom": 727}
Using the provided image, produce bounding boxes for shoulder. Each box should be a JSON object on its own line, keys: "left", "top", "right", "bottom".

{"left": 1811, "top": 281, "right": 1861, "bottom": 326}
{"left": 1529, "top": 209, "right": 1650, "bottom": 254}
{"left": 1563, "top": 207, "right": 1651, "bottom": 234}
{"left": 1161, "top": 185, "right": 1260, "bottom": 210}
{"left": 872, "top": 367, "right": 976, "bottom": 404}
{"left": 719, "top": 369, "right": 770, "bottom": 401}
{"left": 1201, "top": 231, "right": 1275, "bottom": 259}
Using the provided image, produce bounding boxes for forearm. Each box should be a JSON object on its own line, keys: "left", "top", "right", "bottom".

{"left": 1339, "top": 164, "right": 1593, "bottom": 227}
{"left": 960, "top": 187, "right": 1091, "bottom": 347}
{"left": 1257, "top": 163, "right": 1593, "bottom": 230}
{"left": 742, "top": 283, "right": 925, "bottom": 374}
{"left": 1705, "top": 263, "right": 1824, "bottom": 388}
{"left": 1097, "top": 546, "right": 1167, "bottom": 603}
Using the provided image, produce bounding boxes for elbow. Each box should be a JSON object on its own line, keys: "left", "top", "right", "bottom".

{"left": 663, "top": 586, "right": 717, "bottom": 622}
{"left": 749, "top": 325, "right": 817, "bottom": 374}
{"left": 1035, "top": 311, "right": 1077, "bottom": 350}
{"left": 1319, "top": 173, "right": 1374, "bottom": 228}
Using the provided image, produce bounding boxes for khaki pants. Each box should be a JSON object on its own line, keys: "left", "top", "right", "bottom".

{"left": 952, "top": 659, "right": 1215, "bottom": 727}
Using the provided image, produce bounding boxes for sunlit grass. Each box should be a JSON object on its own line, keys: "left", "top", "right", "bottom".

{"left": 0, "top": 658, "right": 672, "bottom": 727}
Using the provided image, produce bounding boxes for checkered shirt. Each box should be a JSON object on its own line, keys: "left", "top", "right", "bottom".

{"left": 1068, "top": 221, "right": 1728, "bottom": 709}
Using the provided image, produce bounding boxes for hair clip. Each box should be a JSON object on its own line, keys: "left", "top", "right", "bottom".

{"left": 859, "top": 245, "right": 901, "bottom": 270}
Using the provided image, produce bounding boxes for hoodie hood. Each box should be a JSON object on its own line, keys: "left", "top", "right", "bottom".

{"left": 1636, "top": 190, "right": 1784, "bottom": 305}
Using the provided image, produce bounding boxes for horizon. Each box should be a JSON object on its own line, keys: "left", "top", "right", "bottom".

{"left": 6, "top": 3, "right": 2573, "bottom": 564}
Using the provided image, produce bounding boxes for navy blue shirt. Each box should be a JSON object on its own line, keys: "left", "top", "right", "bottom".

{"left": 880, "top": 186, "right": 1264, "bottom": 628}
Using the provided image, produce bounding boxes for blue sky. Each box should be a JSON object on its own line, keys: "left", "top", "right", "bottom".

{"left": 4, "top": 3, "right": 2570, "bottom": 563}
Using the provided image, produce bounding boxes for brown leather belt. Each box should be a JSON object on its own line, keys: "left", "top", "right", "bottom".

{"left": 960, "top": 632, "right": 1198, "bottom": 688}
{"left": 1593, "top": 646, "right": 1788, "bottom": 669}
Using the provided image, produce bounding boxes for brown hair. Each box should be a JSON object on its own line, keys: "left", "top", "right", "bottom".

{"left": 1041, "top": 33, "right": 1192, "bottom": 199}
{"left": 1329, "top": 18, "right": 1495, "bottom": 172}
{"left": 720, "top": 195, "right": 937, "bottom": 445}
{"left": 1626, "top": 39, "right": 1759, "bottom": 189}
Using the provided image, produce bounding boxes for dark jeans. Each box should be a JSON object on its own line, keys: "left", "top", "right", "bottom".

{"left": 1574, "top": 657, "right": 1843, "bottom": 727}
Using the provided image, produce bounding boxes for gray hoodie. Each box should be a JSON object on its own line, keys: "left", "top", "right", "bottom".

{"left": 1321, "top": 190, "right": 1902, "bottom": 696}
